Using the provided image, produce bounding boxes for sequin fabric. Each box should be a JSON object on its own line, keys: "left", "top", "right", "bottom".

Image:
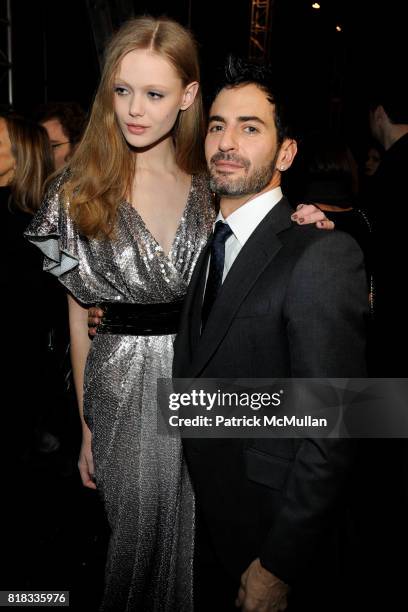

{"left": 25, "top": 172, "right": 215, "bottom": 611}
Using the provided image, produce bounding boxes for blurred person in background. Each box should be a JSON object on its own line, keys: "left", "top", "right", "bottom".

{"left": 1, "top": 113, "right": 55, "bottom": 452}
{"left": 295, "top": 131, "right": 373, "bottom": 315}
{"left": 363, "top": 79, "right": 408, "bottom": 375}
{"left": 35, "top": 102, "right": 87, "bottom": 170}
{"left": 292, "top": 116, "right": 408, "bottom": 609}
{"left": 364, "top": 140, "right": 383, "bottom": 178}
{"left": 358, "top": 139, "right": 384, "bottom": 201}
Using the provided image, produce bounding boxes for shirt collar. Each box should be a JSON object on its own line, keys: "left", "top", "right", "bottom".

{"left": 215, "top": 186, "right": 283, "bottom": 246}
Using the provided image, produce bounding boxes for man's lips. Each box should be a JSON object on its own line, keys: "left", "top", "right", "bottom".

{"left": 214, "top": 161, "right": 245, "bottom": 171}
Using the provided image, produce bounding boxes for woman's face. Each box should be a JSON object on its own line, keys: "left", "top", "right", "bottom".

{"left": 365, "top": 146, "right": 382, "bottom": 176}
{"left": 113, "top": 49, "right": 198, "bottom": 149}
{"left": 0, "top": 118, "right": 15, "bottom": 186}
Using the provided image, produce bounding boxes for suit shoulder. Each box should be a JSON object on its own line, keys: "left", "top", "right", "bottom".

{"left": 285, "top": 223, "right": 362, "bottom": 254}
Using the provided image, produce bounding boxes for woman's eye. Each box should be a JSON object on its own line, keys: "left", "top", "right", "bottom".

{"left": 148, "top": 92, "right": 164, "bottom": 99}
{"left": 114, "top": 86, "right": 129, "bottom": 96}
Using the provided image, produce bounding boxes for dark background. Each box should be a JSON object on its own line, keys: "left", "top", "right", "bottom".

{"left": 2, "top": 0, "right": 404, "bottom": 158}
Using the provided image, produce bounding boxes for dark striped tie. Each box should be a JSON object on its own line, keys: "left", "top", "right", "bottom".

{"left": 201, "top": 221, "right": 233, "bottom": 331}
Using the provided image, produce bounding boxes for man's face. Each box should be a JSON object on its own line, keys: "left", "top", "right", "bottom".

{"left": 205, "top": 84, "right": 292, "bottom": 197}
{"left": 41, "top": 118, "right": 71, "bottom": 170}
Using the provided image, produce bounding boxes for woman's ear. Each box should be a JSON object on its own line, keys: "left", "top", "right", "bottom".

{"left": 180, "top": 82, "right": 199, "bottom": 111}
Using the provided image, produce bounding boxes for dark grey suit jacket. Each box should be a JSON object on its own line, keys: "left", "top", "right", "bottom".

{"left": 173, "top": 197, "right": 368, "bottom": 585}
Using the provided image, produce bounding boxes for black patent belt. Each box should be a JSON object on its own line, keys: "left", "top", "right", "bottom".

{"left": 96, "top": 300, "right": 184, "bottom": 335}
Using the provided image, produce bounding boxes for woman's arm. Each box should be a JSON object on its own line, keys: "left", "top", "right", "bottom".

{"left": 67, "top": 293, "right": 97, "bottom": 490}
{"left": 291, "top": 204, "right": 335, "bottom": 229}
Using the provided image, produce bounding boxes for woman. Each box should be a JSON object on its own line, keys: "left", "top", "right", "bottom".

{"left": 0, "top": 114, "right": 53, "bottom": 211}
{"left": 25, "top": 16, "right": 214, "bottom": 612}
{"left": 364, "top": 140, "right": 383, "bottom": 178}
{"left": 1, "top": 114, "right": 54, "bottom": 456}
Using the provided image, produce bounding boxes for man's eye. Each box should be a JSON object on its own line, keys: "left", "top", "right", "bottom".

{"left": 208, "top": 125, "right": 224, "bottom": 133}
{"left": 114, "top": 86, "right": 129, "bottom": 96}
{"left": 244, "top": 126, "right": 258, "bottom": 133}
{"left": 148, "top": 92, "right": 164, "bottom": 99}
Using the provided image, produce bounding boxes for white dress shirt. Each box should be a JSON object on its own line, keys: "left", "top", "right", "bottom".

{"left": 214, "top": 186, "right": 283, "bottom": 283}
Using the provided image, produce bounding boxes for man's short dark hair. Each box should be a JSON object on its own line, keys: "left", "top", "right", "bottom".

{"left": 368, "top": 77, "right": 408, "bottom": 125}
{"left": 213, "top": 55, "right": 293, "bottom": 144}
{"left": 35, "top": 101, "right": 87, "bottom": 144}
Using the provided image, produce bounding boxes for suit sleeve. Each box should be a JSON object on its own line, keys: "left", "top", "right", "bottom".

{"left": 259, "top": 229, "right": 368, "bottom": 584}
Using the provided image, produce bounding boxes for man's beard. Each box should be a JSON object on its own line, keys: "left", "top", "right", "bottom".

{"left": 208, "top": 153, "right": 276, "bottom": 197}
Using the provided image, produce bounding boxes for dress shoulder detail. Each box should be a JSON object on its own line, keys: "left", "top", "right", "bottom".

{"left": 24, "top": 170, "right": 80, "bottom": 278}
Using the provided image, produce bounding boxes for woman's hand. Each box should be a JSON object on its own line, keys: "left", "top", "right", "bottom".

{"left": 88, "top": 307, "right": 104, "bottom": 337}
{"left": 291, "top": 204, "right": 335, "bottom": 230}
{"left": 78, "top": 430, "right": 97, "bottom": 490}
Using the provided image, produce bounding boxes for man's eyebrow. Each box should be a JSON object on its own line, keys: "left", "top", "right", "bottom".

{"left": 208, "top": 115, "right": 225, "bottom": 123}
{"left": 237, "top": 116, "right": 266, "bottom": 126}
{"left": 208, "top": 115, "right": 267, "bottom": 126}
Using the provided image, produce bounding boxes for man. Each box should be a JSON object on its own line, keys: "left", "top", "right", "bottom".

{"left": 32, "top": 102, "right": 87, "bottom": 450}
{"left": 367, "top": 84, "right": 408, "bottom": 202}
{"left": 298, "top": 80, "right": 408, "bottom": 609}
{"left": 35, "top": 101, "right": 87, "bottom": 170}
{"left": 172, "top": 58, "right": 368, "bottom": 611}
{"left": 356, "top": 80, "right": 408, "bottom": 608}
{"left": 363, "top": 81, "right": 408, "bottom": 375}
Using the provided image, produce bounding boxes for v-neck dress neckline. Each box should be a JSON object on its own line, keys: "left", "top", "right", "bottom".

{"left": 123, "top": 174, "right": 194, "bottom": 263}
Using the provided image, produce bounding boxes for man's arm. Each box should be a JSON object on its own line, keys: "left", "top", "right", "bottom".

{"left": 260, "top": 230, "right": 367, "bottom": 583}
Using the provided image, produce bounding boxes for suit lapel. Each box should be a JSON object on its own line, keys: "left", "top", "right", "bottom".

{"left": 185, "top": 197, "right": 294, "bottom": 378}
{"left": 173, "top": 237, "right": 211, "bottom": 377}
{"left": 190, "top": 246, "right": 210, "bottom": 355}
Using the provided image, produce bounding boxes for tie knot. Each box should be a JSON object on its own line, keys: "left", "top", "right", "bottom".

{"left": 213, "top": 220, "right": 233, "bottom": 245}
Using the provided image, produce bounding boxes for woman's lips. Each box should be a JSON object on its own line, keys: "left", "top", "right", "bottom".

{"left": 126, "top": 124, "right": 149, "bottom": 135}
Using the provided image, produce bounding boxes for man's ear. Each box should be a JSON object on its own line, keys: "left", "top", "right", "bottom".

{"left": 372, "top": 104, "right": 388, "bottom": 127}
{"left": 277, "top": 138, "right": 298, "bottom": 172}
{"left": 377, "top": 105, "right": 390, "bottom": 125}
{"left": 181, "top": 82, "right": 199, "bottom": 111}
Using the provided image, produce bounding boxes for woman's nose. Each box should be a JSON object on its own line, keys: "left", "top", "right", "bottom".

{"left": 129, "top": 94, "right": 145, "bottom": 117}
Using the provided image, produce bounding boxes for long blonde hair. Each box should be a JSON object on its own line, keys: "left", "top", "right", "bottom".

{"left": 65, "top": 16, "right": 205, "bottom": 239}
{"left": 4, "top": 115, "right": 54, "bottom": 214}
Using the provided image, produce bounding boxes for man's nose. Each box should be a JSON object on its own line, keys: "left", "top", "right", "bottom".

{"left": 129, "top": 94, "right": 145, "bottom": 117}
{"left": 218, "top": 128, "right": 237, "bottom": 151}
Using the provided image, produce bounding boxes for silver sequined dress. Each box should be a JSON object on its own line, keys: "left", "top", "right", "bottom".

{"left": 25, "top": 172, "right": 214, "bottom": 612}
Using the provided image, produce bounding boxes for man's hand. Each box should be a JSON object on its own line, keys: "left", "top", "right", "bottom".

{"left": 235, "top": 558, "right": 288, "bottom": 612}
{"left": 88, "top": 306, "right": 104, "bottom": 337}
{"left": 291, "top": 203, "right": 335, "bottom": 230}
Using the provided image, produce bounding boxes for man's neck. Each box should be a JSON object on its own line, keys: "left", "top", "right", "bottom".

{"left": 220, "top": 178, "right": 281, "bottom": 219}
{"left": 383, "top": 124, "right": 408, "bottom": 151}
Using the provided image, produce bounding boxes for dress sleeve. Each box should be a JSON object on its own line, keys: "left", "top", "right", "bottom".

{"left": 24, "top": 171, "right": 80, "bottom": 278}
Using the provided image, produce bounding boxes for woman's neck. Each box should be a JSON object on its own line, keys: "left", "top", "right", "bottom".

{"left": 134, "top": 134, "right": 179, "bottom": 175}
